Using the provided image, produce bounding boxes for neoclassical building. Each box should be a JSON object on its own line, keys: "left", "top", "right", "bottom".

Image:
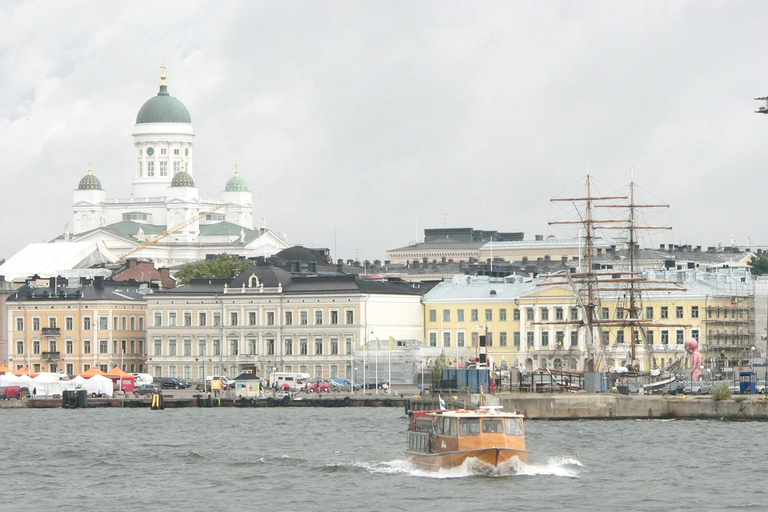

{"left": 68, "top": 66, "right": 289, "bottom": 267}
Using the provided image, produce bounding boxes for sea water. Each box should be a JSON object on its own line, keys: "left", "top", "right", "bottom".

{"left": 0, "top": 407, "right": 764, "bottom": 511}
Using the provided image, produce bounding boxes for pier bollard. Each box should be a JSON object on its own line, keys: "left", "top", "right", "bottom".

{"left": 151, "top": 393, "right": 165, "bottom": 410}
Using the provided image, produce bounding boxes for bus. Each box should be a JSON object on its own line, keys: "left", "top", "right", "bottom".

{"left": 270, "top": 372, "right": 310, "bottom": 392}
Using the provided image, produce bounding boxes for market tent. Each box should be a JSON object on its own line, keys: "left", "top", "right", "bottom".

{"left": 79, "top": 374, "right": 114, "bottom": 397}
{"left": 79, "top": 367, "right": 105, "bottom": 378}
{"left": 104, "top": 366, "right": 136, "bottom": 392}
{"left": 12, "top": 366, "right": 38, "bottom": 378}
{"left": 0, "top": 363, "right": 10, "bottom": 374}
{"left": 30, "top": 374, "right": 71, "bottom": 397}
{"left": 0, "top": 373, "right": 21, "bottom": 386}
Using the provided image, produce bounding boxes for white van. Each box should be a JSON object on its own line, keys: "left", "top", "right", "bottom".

{"left": 132, "top": 373, "right": 154, "bottom": 386}
{"left": 270, "top": 372, "right": 310, "bottom": 392}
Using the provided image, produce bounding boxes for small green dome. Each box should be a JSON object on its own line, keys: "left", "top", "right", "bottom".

{"left": 171, "top": 170, "right": 195, "bottom": 187}
{"left": 225, "top": 168, "right": 249, "bottom": 192}
{"left": 78, "top": 163, "right": 102, "bottom": 190}
{"left": 136, "top": 85, "right": 191, "bottom": 124}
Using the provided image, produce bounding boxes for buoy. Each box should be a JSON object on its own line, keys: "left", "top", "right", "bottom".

{"left": 151, "top": 393, "right": 165, "bottom": 410}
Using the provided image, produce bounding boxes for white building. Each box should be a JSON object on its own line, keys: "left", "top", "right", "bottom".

{"left": 67, "top": 67, "right": 289, "bottom": 267}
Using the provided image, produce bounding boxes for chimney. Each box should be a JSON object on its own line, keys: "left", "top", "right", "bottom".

{"left": 309, "top": 262, "right": 317, "bottom": 273}
{"left": 291, "top": 261, "right": 301, "bottom": 273}
{"left": 535, "top": 234, "right": 544, "bottom": 241}
{"left": 94, "top": 275, "right": 105, "bottom": 291}
{"left": 659, "top": 244, "right": 665, "bottom": 250}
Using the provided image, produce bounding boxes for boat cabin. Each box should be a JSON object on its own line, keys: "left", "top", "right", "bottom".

{"left": 407, "top": 407, "right": 526, "bottom": 455}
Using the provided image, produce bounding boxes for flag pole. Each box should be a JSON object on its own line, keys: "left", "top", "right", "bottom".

{"left": 375, "top": 335, "right": 379, "bottom": 395}
{"left": 388, "top": 337, "right": 392, "bottom": 392}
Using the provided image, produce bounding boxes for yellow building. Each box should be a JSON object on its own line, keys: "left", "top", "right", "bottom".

{"left": 6, "top": 277, "right": 146, "bottom": 375}
{"left": 422, "top": 264, "right": 756, "bottom": 375}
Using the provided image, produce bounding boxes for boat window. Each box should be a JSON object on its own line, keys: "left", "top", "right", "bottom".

{"left": 482, "top": 419, "right": 504, "bottom": 434}
{"left": 460, "top": 418, "right": 480, "bottom": 436}
{"left": 505, "top": 418, "right": 523, "bottom": 436}
{"left": 441, "top": 417, "right": 457, "bottom": 436}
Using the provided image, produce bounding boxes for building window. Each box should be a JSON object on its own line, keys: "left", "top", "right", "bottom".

{"left": 601, "top": 331, "right": 609, "bottom": 346}
{"left": 330, "top": 310, "right": 339, "bottom": 324}
{"left": 661, "top": 307, "right": 668, "bottom": 319}
{"left": 147, "top": 161, "right": 154, "bottom": 176}
{"left": 66, "top": 339, "right": 73, "bottom": 354}
{"left": 299, "top": 311, "right": 308, "bottom": 325}
{"left": 99, "top": 340, "right": 107, "bottom": 354}
{"left": 486, "top": 332, "right": 493, "bottom": 346}
{"left": 285, "top": 311, "right": 293, "bottom": 325}
{"left": 676, "top": 306, "right": 684, "bottom": 319}
{"left": 266, "top": 312, "right": 275, "bottom": 326}
{"left": 66, "top": 317, "right": 73, "bottom": 330}
{"left": 458, "top": 332, "right": 465, "bottom": 347}
{"left": 314, "top": 310, "right": 323, "bottom": 325}
{"left": 213, "top": 312, "right": 221, "bottom": 327}
{"left": 526, "top": 309, "right": 534, "bottom": 321}
{"left": 198, "top": 312, "right": 206, "bottom": 326}
{"left": 646, "top": 306, "right": 653, "bottom": 319}
{"left": 345, "top": 337, "right": 353, "bottom": 355}
{"left": 616, "top": 330, "right": 625, "bottom": 344}
{"left": 541, "top": 331, "right": 549, "bottom": 347}
{"left": 471, "top": 309, "right": 479, "bottom": 322}
{"left": 601, "top": 308, "right": 609, "bottom": 320}
{"left": 169, "top": 366, "right": 177, "bottom": 378}
{"left": 513, "top": 309, "right": 520, "bottom": 321}
{"left": 169, "top": 339, "right": 177, "bottom": 356}
{"left": 443, "top": 332, "right": 451, "bottom": 348}
{"left": 15, "top": 318, "right": 23, "bottom": 331}
{"left": 500, "top": 309, "right": 507, "bottom": 321}
{"left": 154, "top": 339, "right": 162, "bottom": 356}
{"left": 83, "top": 340, "right": 91, "bottom": 354}
{"left": 570, "top": 307, "right": 578, "bottom": 320}
{"left": 691, "top": 306, "right": 699, "bottom": 319}
{"left": 556, "top": 331, "right": 564, "bottom": 347}
{"left": 555, "top": 308, "right": 563, "bottom": 320}
{"left": 160, "top": 148, "right": 167, "bottom": 155}
{"left": 32, "top": 317, "right": 40, "bottom": 331}
{"left": 616, "top": 309, "right": 624, "bottom": 320}
{"left": 173, "top": 161, "right": 180, "bottom": 173}
{"left": 429, "top": 332, "right": 437, "bottom": 347}
{"left": 331, "top": 338, "right": 339, "bottom": 355}
{"left": 16, "top": 341, "right": 24, "bottom": 354}
{"left": 500, "top": 332, "right": 507, "bottom": 347}
{"left": 429, "top": 310, "right": 436, "bottom": 322}
{"left": 443, "top": 310, "right": 450, "bottom": 322}
{"left": 213, "top": 339, "right": 221, "bottom": 356}
{"left": 99, "top": 317, "right": 108, "bottom": 330}
{"left": 647, "top": 330, "right": 654, "bottom": 344}
{"left": 570, "top": 331, "right": 578, "bottom": 347}
{"left": 541, "top": 309, "right": 549, "bottom": 321}
{"left": 230, "top": 339, "right": 238, "bottom": 355}
{"left": 283, "top": 339, "right": 291, "bottom": 355}
{"left": 184, "top": 312, "right": 192, "bottom": 327}
{"left": 691, "top": 329, "right": 699, "bottom": 341}
{"left": 661, "top": 330, "right": 669, "bottom": 345}
{"left": 168, "top": 312, "right": 177, "bottom": 327}
{"left": 345, "top": 310, "right": 354, "bottom": 324}
{"left": 184, "top": 365, "right": 192, "bottom": 379}
{"left": 457, "top": 309, "right": 465, "bottom": 322}
{"left": 676, "top": 330, "right": 684, "bottom": 344}
{"left": 160, "top": 161, "right": 168, "bottom": 176}
{"left": 84, "top": 317, "right": 92, "bottom": 330}
{"left": 300, "top": 338, "right": 308, "bottom": 355}
{"left": 485, "top": 309, "right": 492, "bottom": 322}
{"left": 314, "top": 338, "right": 323, "bottom": 355}
{"left": 154, "top": 312, "right": 162, "bottom": 327}
{"left": 198, "top": 339, "right": 206, "bottom": 356}
{"left": 184, "top": 339, "right": 192, "bottom": 356}
{"left": 514, "top": 332, "right": 520, "bottom": 348}
{"left": 230, "top": 312, "right": 238, "bottom": 326}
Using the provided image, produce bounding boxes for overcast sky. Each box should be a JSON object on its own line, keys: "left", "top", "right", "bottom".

{"left": 1, "top": 1, "right": 767, "bottom": 263}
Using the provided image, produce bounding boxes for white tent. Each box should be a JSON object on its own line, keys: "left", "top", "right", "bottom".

{"left": 75, "top": 374, "right": 114, "bottom": 397}
{"left": 30, "top": 374, "right": 73, "bottom": 397}
{"left": 0, "top": 241, "right": 114, "bottom": 281}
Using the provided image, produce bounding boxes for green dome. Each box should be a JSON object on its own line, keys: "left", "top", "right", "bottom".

{"left": 225, "top": 170, "right": 249, "bottom": 192}
{"left": 136, "top": 85, "right": 191, "bottom": 124}
{"left": 78, "top": 164, "right": 102, "bottom": 190}
{"left": 171, "top": 170, "right": 195, "bottom": 187}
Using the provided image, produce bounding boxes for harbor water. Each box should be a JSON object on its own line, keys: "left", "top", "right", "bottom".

{"left": 0, "top": 407, "right": 764, "bottom": 511}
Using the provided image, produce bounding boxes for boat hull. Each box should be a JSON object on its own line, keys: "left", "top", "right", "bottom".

{"left": 405, "top": 447, "right": 530, "bottom": 470}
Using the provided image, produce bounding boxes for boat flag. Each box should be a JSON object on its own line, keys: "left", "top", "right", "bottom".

{"left": 439, "top": 395, "right": 446, "bottom": 410}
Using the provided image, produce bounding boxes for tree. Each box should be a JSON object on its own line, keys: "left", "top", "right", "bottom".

{"left": 174, "top": 254, "right": 252, "bottom": 284}
{"left": 749, "top": 256, "right": 768, "bottom": 276}
{"left": 432, "top": 350, "right": 448, "bottom": 384}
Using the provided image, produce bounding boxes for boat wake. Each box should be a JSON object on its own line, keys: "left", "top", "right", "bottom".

{"left": 361, "top": 456, "right": 582, "bottom": 479}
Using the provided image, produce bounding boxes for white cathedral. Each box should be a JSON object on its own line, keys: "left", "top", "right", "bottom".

{"left": 66, "top": 67, "right": 290, "bottom": 268}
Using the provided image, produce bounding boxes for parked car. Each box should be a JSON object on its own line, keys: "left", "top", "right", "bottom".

{"left": 330, "top": 378, "right": 361, "bottom": 391}
{"left": 305, "top": 378, "right": 332, "bottom": 393}
{"left": 134, "top": 384, "right": 161, "bottom": 396}
{"left": 160, "top": 377, "right": 189, "bottom": 389}
{"left": 365, "top": 381, "right": 389, "bottom": 390}
{"left": 0, "top": 386, "right": 28, "bottom": 399}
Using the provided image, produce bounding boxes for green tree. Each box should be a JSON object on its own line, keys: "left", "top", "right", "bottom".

{"left": 174, "top": 254, "right": 252, "bottom": 284}
{"left": 432, "top": 350, "right": 448, "bottom": 383}
{"left": 749, "top": 256, "right": 768, "bottom": 276}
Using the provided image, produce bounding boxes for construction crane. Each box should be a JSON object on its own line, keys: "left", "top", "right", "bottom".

{"left": 116, "top": 203, "right": 227, "bottom": 261}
